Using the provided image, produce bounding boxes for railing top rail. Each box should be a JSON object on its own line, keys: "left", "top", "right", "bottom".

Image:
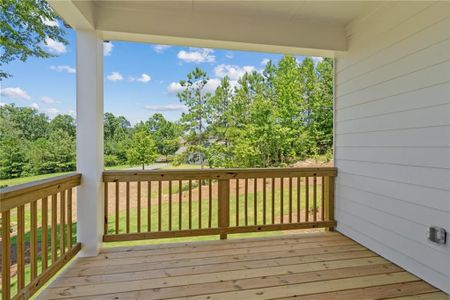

{"left": 0, "top": 173, "right": 81, "bottom": 212}
{"left": 103, "top": 167, "right": 337, "bottom": 182}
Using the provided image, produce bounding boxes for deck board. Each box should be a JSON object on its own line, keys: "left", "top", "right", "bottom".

{"left": 39, "top": 232, "right": 446, "bottom": 299}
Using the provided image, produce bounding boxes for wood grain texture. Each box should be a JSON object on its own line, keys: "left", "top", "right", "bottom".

{"left": 40, "top": 232, "right": 445, "bottom": 300}
{"left": 1, "top": 174, "right": 81, "bottom": 300}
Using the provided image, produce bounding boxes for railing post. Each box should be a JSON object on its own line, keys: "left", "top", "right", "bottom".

{"left": 218, "top": 179, "right": 230, "bottom": 240}
{"left": 324, "top": 176, "right": 335, "bottom": 231}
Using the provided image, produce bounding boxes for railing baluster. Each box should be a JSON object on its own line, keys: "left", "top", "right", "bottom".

{"left": 209, "top": 179, "right": 212, "bottom": 228}
{"left": 254, "top": 178, "right": 258, "bottom": 225}
{"left": 104, "top": 183, "right": 108, "bottom": 235}
{"left": 289, "top": 177, "right": 293, "bottom": 223}
{"left": 115, "top": 181, "right": 119, "bottom": 234}
{"left": 179, "top": 180, "right": 182, "bottom": 230}
{"left": 126, "top": 182, "right": 130, "bottom": 233}
{"left": 158, "top": 180, "right": 162, "bottom": 231}
{"left": 17, "top": 205, "right": 25, "bottom": 291}
{"left": 67, "top": 188, "right": 73, "bottom": 251}
{"left": 244, "top": 178, "right": 248, "bottom": 226}
{"left": 263, "top": 178, "right": 267, "bottom": 225}
{"left": 51, "top": 194, "right": 57, "bottom": 262}
{"left": 147, "top": 181, "right": 151, "bottom": 231}
{"left": 305, "top": 177, "right": 309, "bottom": 222}
{"left": 321, "top": 176, "right": 325, "bottom": 221}
{"left": 198, "top": 179, "right": 202, "bottom": 228}
{"left": 137, "top": 181, "right": 141, "bottom": 232}
{"left": 42, "top": 197, "right": 48, "bottom": 269}
{"left": 297, "top": 177, "right": 301, "bottom": 222}
{"left": 31, "top": 200, "right": 38, "bottom": 279}
{"left": 271, "top": 177, "right": 275, "bottom": 224}
{"left": 60, "top": 190, "right": 66, "bottom": 256}
{"left": 2, "top": 210, "right": 11, "bottom": 300}
{"left": 313, "top": 175, "right": 317, "bottom": 222}
{"left": 280, "top": 177, "right": 284, "bottom": 224}
{"left": 236, "top": 179, "right": 239, "bottom": 226}
{"left": 169, "top": 180, "right": 173, "bottom": 230}
{"left": 188, "top": 179, "right": 192, "bottom": 229}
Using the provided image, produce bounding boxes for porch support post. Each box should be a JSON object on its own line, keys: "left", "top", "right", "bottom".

{"left": 76, "top": 30, "right": 104, "bottom": 257}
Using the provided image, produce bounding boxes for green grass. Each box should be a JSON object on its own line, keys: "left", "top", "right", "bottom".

{"left": 0, "top": 172, "right": 71, "bottom": 187}
{"left": 104, "top": 181, "right": 324, "bottom": 248}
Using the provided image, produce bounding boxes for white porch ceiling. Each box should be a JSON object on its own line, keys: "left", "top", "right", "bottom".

{"left": 48, "top": 0, "right": 387, "bottom": 56}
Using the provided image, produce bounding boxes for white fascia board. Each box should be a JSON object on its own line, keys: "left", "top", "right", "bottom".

{"left": 47, "top": 0, "right": 95, "bottom": 31}
{"left": 96, "top": 5, "right": 347, "bottom": 56}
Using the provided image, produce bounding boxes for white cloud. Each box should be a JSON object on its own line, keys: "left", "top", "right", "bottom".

{"left": 0, "top": 87, "right": 31, "bottom": 100}
{"left": 44, "top": 37, "right": 66, "bottom": 54}
{"left": 30, "top": 103, "right": 40, "bottom": 110}
{"left": 135, "top": 73, "right": 151, "bottom": 83}
{"left": 177, "top": 48, "right": 215, "bottom": 63}
{"left": 50, "top": 65, "right": 76, "bottom": 74}
{"left": 312, "top": 56, "right": 324, "bottom": 65}
{"left": 204, "top": 78, "right": 221, "bottom": 94}
{"left": 42, "top": 108, "right": 60, "bottom": 116}
{"left": 41, "top": 96, "right": 58, "bottom": 104}
{"left": 167, "top": 78, "right": 222, "bottom": 95}
{"left": 42, "top": 18, "right": 59, "bottom": 27}
{"left": 153, "top": 45, "right": 171, "bottom": 53}
{"left": 225, "top": 52, "right": 234, "bottom": 59}
{"left": 214, "top": 64, "right": 256, "bottom": 81}
{"left": 67, "top": 109, "right": 75, "bottom": 117}
{"left": 261, "top": 58, "right": 270, "bottom": 66}
{"left": 107, "top": 72, "right": 123, "bottom": 81}
{"left": 167, "top": 82, "right": 184, "bottom": 94}
{"left": 103, "top": 42, "right": 113, "bottom": 56}
{"left": 128, "top": 73, "right": 152, "bottom": 83}
{"left": 144, "top": 104, "right": 187, "bottom": 112}
{"left": 0, "top": 103, "right": 6, "bottom": 107}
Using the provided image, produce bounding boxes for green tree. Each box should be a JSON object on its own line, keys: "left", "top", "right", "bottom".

{"left": 177, "top": 67, "right": 211, "bottom": 168}
{"left": 0, "top": 104, "right": 48, "bottom": 141}
{"left": 146, "top": 113, "right": 180, "bottom": 161}
{"left": 1, "top": 0, "right": 67, "bottom": 79}
{"left": 104, "top": 112, "right": 131, "bottom": 166}
{"left": 0, "top": 120, "right": 28, "bottom": 178}
{"left": 27, "top": 129, "right": 75, "bottom": 174}
{"left": 126, "top": 129, "right": 157, "bottom": 170}
{"left": 49, "top": 114, "right": 76, "bottom": 137}
{"left": 310, "top": 58, "right": 333, "bottom": 155}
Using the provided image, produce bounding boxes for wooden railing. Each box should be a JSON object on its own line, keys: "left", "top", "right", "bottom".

{"left": 0, "top": 174, "right": 81, "bottom": 300}
{"left": 103, "top": 167, "right": 336, "bottom": 242}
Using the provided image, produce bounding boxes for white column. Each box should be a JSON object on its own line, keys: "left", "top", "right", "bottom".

{"left": 76, "top": 30, "right": 104, "bottom": 257}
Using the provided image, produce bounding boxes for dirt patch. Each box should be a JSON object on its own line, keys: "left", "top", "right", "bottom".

{"left": 105, "top": 177, "right": 323, "bottom": 213}
{"left": 290, "top": 158, "right": 333, "bottom": 168}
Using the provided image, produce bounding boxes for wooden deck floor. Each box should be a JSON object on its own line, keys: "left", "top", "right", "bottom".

{"left": 39, "top": 232, "right": 447, "bottom": 299}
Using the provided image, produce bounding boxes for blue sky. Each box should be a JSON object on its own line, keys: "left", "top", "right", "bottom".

{"left": 0, "top": 24, "right": 314, "bottom": 124}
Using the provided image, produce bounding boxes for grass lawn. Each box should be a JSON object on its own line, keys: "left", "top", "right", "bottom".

{"left": 104, "top": 181, "right": 324, "bottom": 247}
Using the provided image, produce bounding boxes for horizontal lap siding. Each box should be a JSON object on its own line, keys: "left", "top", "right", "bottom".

{"left": 335, "top": 1, "right": 450, "bottom": 294}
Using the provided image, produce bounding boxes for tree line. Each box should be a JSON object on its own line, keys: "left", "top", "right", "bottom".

{"left": 0, "top": 55, "right": 333, "bottom": 179}
{"left": 177, "top": 56, "right": 333, "bottom": 168}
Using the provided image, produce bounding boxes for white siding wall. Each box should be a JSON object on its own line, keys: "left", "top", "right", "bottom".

{"left": 335, "top": 2, "right": 450, "bottom": 294}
